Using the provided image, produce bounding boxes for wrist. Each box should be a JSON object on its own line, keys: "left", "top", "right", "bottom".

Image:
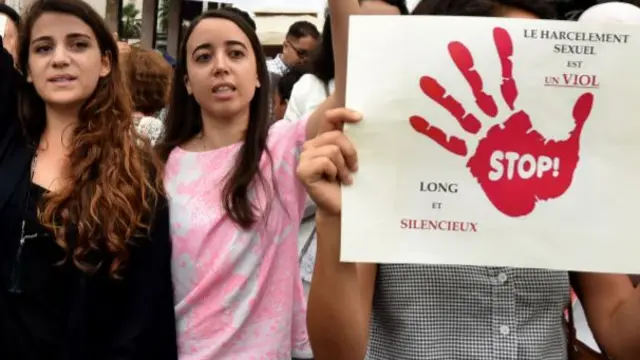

{"left": 316, "top": 210, "right": 341, "bottom": 223}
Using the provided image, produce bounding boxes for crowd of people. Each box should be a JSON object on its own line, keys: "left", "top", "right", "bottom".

{"left": 1, "top": 0, "right": 640, "bottom": 359}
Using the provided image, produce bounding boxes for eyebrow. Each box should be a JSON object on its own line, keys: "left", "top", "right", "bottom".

{"left": 31, "top": 32, "right": 91, "bottom": 45}
{"left": 191, "top": 40, "right": 248, "bottom": 56}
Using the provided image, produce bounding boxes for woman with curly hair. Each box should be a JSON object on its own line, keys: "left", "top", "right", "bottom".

{"left": 121, "top": 47, "right": 171, "bottom": 145}
{"left": 0, "top": 0, "right": 177, "bottom": 359}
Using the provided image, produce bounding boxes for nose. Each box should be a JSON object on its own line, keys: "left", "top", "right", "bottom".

{"left": 211, "top": 53, "right": 230, "bottom": 76}
{"left": 51, "top": 46, "right": 70, "bottom": 68}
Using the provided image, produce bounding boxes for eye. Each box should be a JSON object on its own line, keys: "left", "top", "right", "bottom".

{"left": 70, "top": 40, "right": 90, "bottom": 50}
{"left": 34, "top": 44, "right": 53, "bottom": 54}
{"left": 194, "top": 52, "right": 212, "bottom": 63}
{"left": 229, "top": 50, "right": 245, "bottom": 59}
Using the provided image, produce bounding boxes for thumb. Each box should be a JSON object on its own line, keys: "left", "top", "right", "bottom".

{"left": 317, "top": 108, "right": 362, "bottom": 135}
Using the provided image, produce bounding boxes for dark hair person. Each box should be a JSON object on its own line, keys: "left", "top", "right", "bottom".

{"left": 284, "top": 0, "right": 408, "bottom": 122}
{"left": 157, "top": 8, "right": 330, "bottom": 359}
{"left": 273, "top": 66, "right": 306, "bottom": 120}
{"left": 299, "top": 0, "right": 640, "bottom": 359}
{"left": 0, "top": 0, "right": 177, "bottom": 358}
{"left": 266, "top": 20, "right": 320, "bottom": 74}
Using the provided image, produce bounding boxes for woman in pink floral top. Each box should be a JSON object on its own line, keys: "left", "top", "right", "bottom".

{"left": 156, "top": 9, "right": 324, "bottom": 360}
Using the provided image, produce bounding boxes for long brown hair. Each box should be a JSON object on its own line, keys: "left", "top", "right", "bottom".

{"left": 157, "top": 10, "right": 272, "bottom": 229}
{"left": 17, "top": 0, "right": 164, "bottom": 277}
{"left": 121, "top": 47, "right": 173, "bottom": 116}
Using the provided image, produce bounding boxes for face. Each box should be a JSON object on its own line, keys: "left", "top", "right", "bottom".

{"left": 273, "top": 90, "right": 286, "bottom": 120}
{"left": 27, "top": 13, "right": 111, "bottom": 108}
{"left": 282, "top": 35, "right": 317, "bottom": 67}
{"left": 1, "top": 15, "right": 18, "bottom": 63}
{"left": 184, "top": 18, "right": 259, "bottom": 119}
{"left": 360, "top": 0, "right": 402, "bottom": 15}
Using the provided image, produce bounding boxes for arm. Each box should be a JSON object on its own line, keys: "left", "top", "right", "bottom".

{"left": 95, "top": 201, "right": 178, "bottom": 360}
{"left": 307, "top": 211, "right": 376, "bottom": 360}
{"left": 327, "top": 0, "right": 359, "bottom": 104}
{"left": 576, "top": 272, "right": 640, "bottom": 359}
{"left": 304, "top": 0, "right": 359, "bottom": 138}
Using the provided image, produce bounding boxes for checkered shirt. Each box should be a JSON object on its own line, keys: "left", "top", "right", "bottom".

{"left": 366, "top": 264, "right": 570, "bottom": 360}
{"left": 267, "top": 54, "right": 289, "bottom": 76}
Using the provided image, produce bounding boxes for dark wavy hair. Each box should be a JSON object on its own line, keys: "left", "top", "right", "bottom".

{"left": 17, "top": 0, "right": 164, "bottom": 277}
{"left": 157, "top": 9, "right": 272, "bottom": 229}
{"left": 310, "top": 1, "right": 409, "bottom": 86}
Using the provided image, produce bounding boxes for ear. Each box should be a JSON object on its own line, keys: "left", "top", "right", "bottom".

{"left": 26, "top": 71, "right": 32, "bottom": 83}
{"left": 99, "top": 52, "right": 112, "bottom": 78}
{"left": 184, "top": 74, "right": 192, "bottom": 95}
{"left": 256, "top": 78, "right": 260, "bottom": 88}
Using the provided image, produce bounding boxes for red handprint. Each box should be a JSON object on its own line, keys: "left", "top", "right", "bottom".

{"left": 409, "top": 27, "right": 594, "bottom": 217}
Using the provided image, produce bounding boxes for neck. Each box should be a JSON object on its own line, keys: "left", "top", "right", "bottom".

{"left": 199, "top": 109, "right": 249, "bottom": 149}
{"left": 41, "top": 104, "right": 80, "bottom": 150}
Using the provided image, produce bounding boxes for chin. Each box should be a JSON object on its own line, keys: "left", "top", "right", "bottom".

{"left": 207, "top": 104, "right": 247, "bottom": 119}
{"left": 41, "top": 94, "right": 89, "bottom": 107}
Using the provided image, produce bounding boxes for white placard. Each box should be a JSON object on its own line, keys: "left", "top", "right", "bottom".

{"left": 342, "top": 16, "right": 640, "bottom": 273}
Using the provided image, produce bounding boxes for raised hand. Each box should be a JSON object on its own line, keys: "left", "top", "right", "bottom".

{"left": 409, "top": 27, "right": 594, "bottom": 217}
{"left": 297, "top": 108, "right": 360, "bottom": 215}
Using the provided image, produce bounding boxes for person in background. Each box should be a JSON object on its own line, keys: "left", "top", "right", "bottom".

{"left": 121, "top": 47, "right": 171, "bottom": 144}
{"left": 284, "top": 0, "right": 408, "bottom": 122}
{"left": 273, "top": 67, "right": 307, "bottom": 121}
{"left": 266, "top": 20, "right": 320, "bottom": 76}
{"left": 0, "top": 4, "right": 19, "bottom": 63}
{"left": 268, "top": 71, "right": 282, "bottom": 122}
{"left": 285, "top": 0, "right": 408, "bottom": 300}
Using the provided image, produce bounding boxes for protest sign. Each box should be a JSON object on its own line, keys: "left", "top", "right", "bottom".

{"left": 342, "top": 16, "right": 640, "bottom": 273}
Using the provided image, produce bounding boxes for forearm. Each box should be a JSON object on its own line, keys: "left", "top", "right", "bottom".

{"left": 307, "top": 212, "right": 368, "bottom": 360}
{"left": 604, "top": 286, "right": 640, "bottom": 359}
{"left": 327, "top": 0, "right": 359, "bottom": 104}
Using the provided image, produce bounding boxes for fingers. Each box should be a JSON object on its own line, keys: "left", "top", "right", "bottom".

{"left": 305, "top": 130, "right": 358, "bottom": 174}
{"left": 317, "top": 107, "right": 362, "bottom": 135}
{"left": 409, "top": 115, "right": 468, "bottom": 157}
{"left": 302, "top": 145, "right": 351, "bottom": 184}
{"left": 419, "top": 76, "right": 481, "bottom": 134}
{"left": 448, "top": 41, "right": 498, "bottom": 118}
{"left": 493, "top": 27, "right": 518, "bottom": 110}
{"left": 571, "top": 93, "right": 594, "bottom": 135}
{"left": 297, "top": 155, "right": 339, "bottom": 184}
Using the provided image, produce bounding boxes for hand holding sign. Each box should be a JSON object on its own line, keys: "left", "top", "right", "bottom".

{"left": 409, "top": 27, "right": 595, "bottom": 217}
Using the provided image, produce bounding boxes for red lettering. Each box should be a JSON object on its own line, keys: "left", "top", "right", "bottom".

{"left": 562, "top": 73, "right": 599, "bottom": 87}
{"left": 399, "top": 219, "right": 478, "bottom": 232}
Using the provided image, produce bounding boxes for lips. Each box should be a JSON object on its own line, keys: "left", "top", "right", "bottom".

{"left": 48, "top": 74, "right": 78, "bottom": 83}
{"left": 211, "top": 82, "right": 236, "bottom": 94}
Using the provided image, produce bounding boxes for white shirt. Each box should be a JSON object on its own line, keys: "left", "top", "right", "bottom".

{"left": 283, "top": 74, "right": 335, "bottom": 122}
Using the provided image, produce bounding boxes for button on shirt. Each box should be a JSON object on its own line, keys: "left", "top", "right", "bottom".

{"left": 366, "top": 264, "right": 570, "bottom": 360}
